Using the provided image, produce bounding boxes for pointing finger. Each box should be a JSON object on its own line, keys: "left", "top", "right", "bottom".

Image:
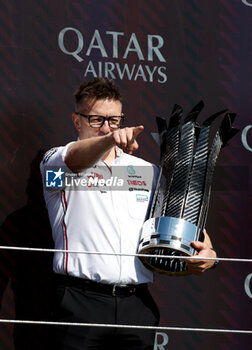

{"left": 133, "top": 125, "right": 144, "bottom": 138}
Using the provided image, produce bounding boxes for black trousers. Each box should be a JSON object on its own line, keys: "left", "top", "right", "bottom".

{"left": 51, "top": 278, "right": 160, "bottom": 350}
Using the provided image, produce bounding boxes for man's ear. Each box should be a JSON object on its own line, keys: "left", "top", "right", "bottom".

{"left": 72, "top": 113, "right": 81, "bottom": 131}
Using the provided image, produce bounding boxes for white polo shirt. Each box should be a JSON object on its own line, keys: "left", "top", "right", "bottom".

{"left": 40, "top": 142, "right": 158, "bottom": 285}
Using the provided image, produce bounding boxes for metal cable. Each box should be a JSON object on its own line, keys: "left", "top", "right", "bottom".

{"left": 0, "top": 245, "right": 251, "bottom": 263}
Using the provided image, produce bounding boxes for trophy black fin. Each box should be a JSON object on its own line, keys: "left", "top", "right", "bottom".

{"left": 167, "top": 104, "right": 183, "bottom": 130}
{"left": 156, "top": 116, "right": 167, "bottom": 135}
{"left": 202, "top": 109, "right": 228, "bottom": 126}
{"left": 219, "top": 113, "right": 240, "bottom": 147}
{"left": 184, "top": 100, "right": 204, "bottom": 124}
{"left": 228, "top": 112, "right": 237, "bottom": 125}
{"left": 194, "top": 122, "right": 201, "bottom": 143}
{"left": 151, "top": 132, "right": 160, "bottom": 146}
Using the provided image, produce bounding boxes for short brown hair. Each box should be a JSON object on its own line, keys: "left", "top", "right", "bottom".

{"left": 74, "top": 78, "right": 123, "bottom": 109}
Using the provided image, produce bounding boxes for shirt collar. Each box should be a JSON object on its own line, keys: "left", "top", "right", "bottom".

{"left": 76, "top": 137, "right": 124, "bottom": 162}
{"left": 115, "top": 146, "right": 123, "bottom": 158}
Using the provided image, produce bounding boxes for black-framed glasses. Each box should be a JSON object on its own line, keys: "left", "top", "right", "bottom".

{"left": 75, "top": 113, "right": 125, "bottom": 129}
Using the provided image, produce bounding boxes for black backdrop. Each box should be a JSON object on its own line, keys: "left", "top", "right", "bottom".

{"left": 0, "top": 1, "right": 251, "bottom": 349}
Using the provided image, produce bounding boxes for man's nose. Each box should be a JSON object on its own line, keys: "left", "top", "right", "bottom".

{"left": 100, "top": 120, "right": 111, "bottom": 133}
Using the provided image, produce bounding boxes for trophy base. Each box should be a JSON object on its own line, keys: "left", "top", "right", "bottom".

{"left": 139, "top": 246, "right": 189, "bottom": 276}
{"left": 138, "top": 217, "right": 203, "bottom": 276}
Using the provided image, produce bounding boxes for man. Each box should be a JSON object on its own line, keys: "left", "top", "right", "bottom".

{"left": 40, "top": 78, "right": 217, "bottom": 350}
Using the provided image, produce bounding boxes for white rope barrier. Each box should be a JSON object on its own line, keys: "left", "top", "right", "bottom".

{"left": 0, "top": 245, "right": 251, "bottom": 337}
{"left": 0, "top": 245, "right": 251, "bottom": 263}
{"left": 0, "top": 319, "right": 251, "bottom": 335}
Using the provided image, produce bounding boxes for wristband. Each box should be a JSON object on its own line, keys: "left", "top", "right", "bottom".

{"left": 210, "top": 248, "right": 219, "bottom": 269}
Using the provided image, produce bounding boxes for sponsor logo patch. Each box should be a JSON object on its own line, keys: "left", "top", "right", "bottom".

{"left": 136, "top": 194, "right": 149, "bottom": 202}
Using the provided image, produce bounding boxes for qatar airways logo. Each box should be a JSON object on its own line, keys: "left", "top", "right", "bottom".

{"left": 241, "top": 125, "right": 252, "bottom": 151}
{"left": 241, "top": 0, "right": 252, "bottom": 6}
{"left": 154, "top": 332, "right": 169, "bottom": 349}
{"left": 58, "top": 28, "right": 167, "bottom": 84}
{"left": 244, "top": 273, "right": 252, "bottom": 298}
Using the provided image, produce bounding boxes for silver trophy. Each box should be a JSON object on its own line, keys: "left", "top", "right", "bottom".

{"left": 138, "top": 101, "right": 238, "bottom": 276}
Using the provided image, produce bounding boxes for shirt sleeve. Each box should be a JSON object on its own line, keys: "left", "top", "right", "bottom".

{"left": 40, "top": 142, "right": 75, "bottom": 168}
{"left": 40, "top": 142, "right": 75, "bottom": 193}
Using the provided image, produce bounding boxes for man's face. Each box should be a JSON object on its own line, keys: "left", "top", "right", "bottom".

{"left": 73, "top": 98, "right": 122, "bottom": 140}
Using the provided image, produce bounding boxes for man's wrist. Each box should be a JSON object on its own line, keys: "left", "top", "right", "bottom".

{"left": 210, "top": 248, "right": 219, "bottom": 269}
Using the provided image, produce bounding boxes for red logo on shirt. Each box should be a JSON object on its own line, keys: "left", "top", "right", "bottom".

{"left": 127, "top": 180, "right": 146, "bottom": 186}
{"left": 86, "top": 172, "right": 103, "bottom": 187}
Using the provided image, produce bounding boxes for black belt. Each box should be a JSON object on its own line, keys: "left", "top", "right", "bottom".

{"left": 55, "top": 274, "right": 148, "bottom": 297}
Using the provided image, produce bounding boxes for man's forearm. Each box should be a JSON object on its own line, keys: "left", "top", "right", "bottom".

{"left": 64, "top": 134, "right": 114, "bottom": 172}
{"left": 203, "top": 230, "right": 214, "bottom": 250}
